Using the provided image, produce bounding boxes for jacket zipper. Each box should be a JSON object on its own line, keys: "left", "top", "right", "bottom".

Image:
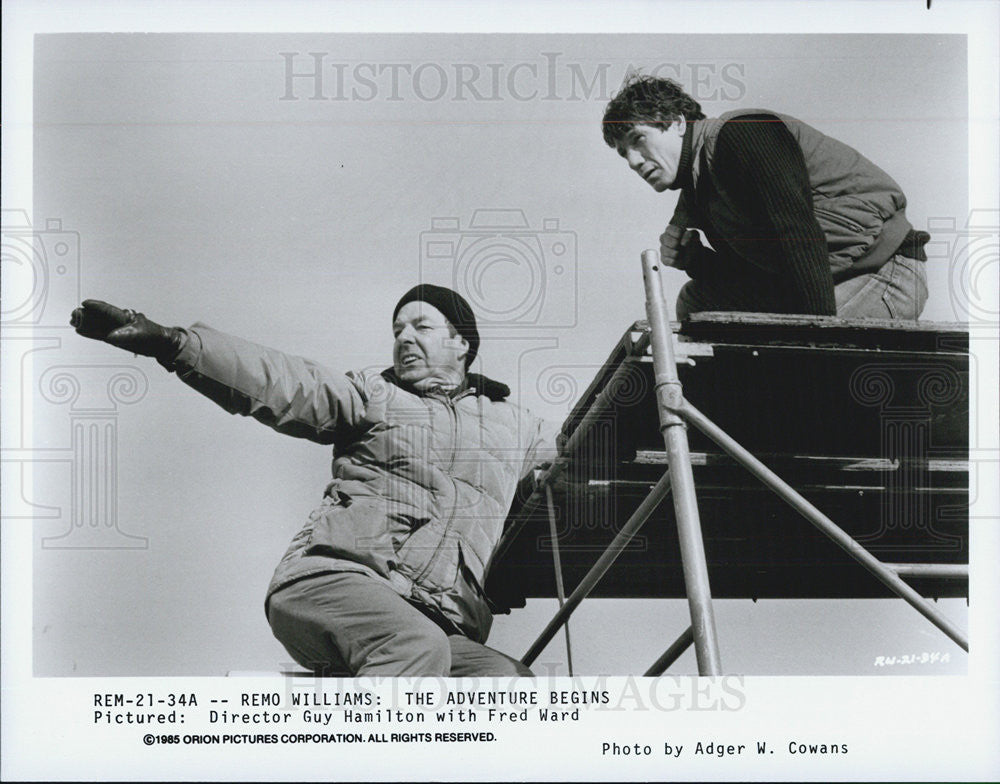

{"left": 412, "top": 391, "right": 467, "bottom": 584}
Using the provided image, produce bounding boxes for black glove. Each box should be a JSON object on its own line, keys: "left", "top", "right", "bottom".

{"left": 70, "top": 299, "right": 185, "bottom": 364}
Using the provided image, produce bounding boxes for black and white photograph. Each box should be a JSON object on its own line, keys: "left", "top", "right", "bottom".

{"left": 2, "top": 1, "right": 998, "bottom": 780}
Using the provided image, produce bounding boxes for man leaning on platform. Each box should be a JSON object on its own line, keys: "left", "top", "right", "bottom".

{"left": 603, "top": 75, "right": 930, "bottom": 321}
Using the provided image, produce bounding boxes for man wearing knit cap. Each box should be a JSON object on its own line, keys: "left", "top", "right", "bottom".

{"left": 603, "top": 75, "right": 930, "bottom": 320}
{"left": 71, "top": 285, "right": 557, "bottom": 676}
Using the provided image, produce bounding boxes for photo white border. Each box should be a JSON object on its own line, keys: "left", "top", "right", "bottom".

{"left": 3, "top": 1, "right": 998, "bottom": 780}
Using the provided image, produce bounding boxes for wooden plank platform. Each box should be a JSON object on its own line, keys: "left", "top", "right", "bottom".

{"left": 485, "top": 314, "right": 970, "bottom": 609}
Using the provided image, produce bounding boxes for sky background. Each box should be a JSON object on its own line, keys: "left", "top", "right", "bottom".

{"left": 21, "top": 32, "right": 973, "bottom": 676}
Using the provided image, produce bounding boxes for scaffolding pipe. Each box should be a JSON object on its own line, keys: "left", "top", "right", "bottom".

{"left": 886, "top": 563, "right": 968, "bottom": 579}
{"left": 488, "top": 360, "right": 640, "bottom": 572}
{"left": 642, "top": 249, "right": 723, "bottom": 676}
{"left": 545, "top": 484, "right": 574, "bottom": 675}
{"left": 521, "top": 470, "right": 674, "bottom": 666}
{"left": 678, "top": 398, "right": 969, "bottom": 652}
{"left": 644, "top": 626, "right": 695, "bottom": 677}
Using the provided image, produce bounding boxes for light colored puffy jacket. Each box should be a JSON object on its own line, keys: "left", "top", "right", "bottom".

{"left": 171, "top": 324, "right": 557, "bottom": 642}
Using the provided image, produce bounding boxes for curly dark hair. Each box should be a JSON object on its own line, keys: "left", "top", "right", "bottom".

{"left": 602, "top": 74, "right": 706, "bottom": 148}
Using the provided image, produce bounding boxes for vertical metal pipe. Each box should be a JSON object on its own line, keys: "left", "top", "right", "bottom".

{"left": 641, "top": 249, "right": 723, "bottom": 675}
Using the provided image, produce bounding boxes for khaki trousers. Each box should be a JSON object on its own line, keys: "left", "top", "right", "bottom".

{"left": 267, "top": 571, "right": 533, "bottom": 677}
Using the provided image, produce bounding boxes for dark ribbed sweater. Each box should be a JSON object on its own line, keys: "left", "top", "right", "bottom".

{"left": 676, "top": 113, "right": 837, "bottom": 315}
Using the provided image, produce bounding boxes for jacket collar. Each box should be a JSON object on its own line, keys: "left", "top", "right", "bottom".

{"left": 381, "top": 368, "right": 510, "bottom": 402}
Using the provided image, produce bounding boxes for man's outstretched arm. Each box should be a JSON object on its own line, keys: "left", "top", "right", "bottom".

{"left": 72, "top": 299, "right": 366, "bottom": 444}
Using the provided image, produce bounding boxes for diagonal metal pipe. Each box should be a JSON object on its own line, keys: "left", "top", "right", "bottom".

{"left": 521, "top": 470, "right": 673, "bottom": 666}
{"left": 644, "top": 626, "right": 695, "bottom": 676}
{"left": 678, "top": 398, "right": 969, "bottom": 652}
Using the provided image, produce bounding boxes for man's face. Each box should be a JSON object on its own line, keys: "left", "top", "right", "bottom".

{"left": 615, "top": 119, "right": 686, "bottom": 192}
{"left": 392, "top": 301, "right": 469, "bottom": 387}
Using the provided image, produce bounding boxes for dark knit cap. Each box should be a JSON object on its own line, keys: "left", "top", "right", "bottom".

{"left": 393, "top": 284, "right": 480, "bottom": 368}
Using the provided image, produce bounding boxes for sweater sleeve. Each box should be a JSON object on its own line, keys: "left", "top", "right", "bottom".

{"left": 713, "top": 114, "right": 836, "bottom": 315}
{"left": 669, "top": 190, "right": 692, "bottom": 230}
{"left": 662, "top": 191, "right": 716, "bottom": 279}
